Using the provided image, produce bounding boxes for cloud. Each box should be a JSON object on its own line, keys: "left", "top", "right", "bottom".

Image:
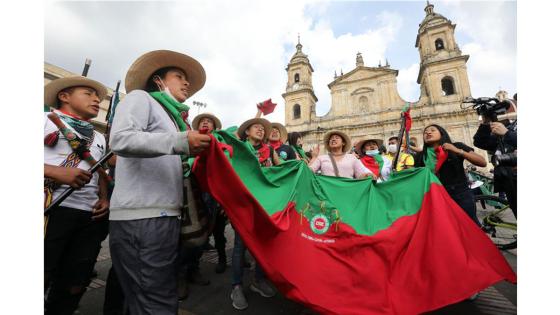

{"left": 298, "top": 10, "right": 404, "bottom": 115}
{"left": 45, "top": 1, "right": 404, "bottom": 125}
{"left": 396, "top": 62, "right": 421, "bottom": 102}
{"left": 441, "top": 0, "right": 517, "bottom": 97}
{"left": 45, "top": 1, "right": 515, "bottom": 128}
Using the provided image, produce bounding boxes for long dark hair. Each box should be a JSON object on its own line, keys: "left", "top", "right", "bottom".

{"left": 417, "top": 124, "right": 458, "bottom": 167}
{"left": 288, "top": 132, "right": 302, "bottom": 147}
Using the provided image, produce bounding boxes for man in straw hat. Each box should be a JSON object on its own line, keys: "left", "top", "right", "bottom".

{"left": 108, "top": 50, "right": 211, "bottom": 314}
{"left": 309, "top": 130, "right": 373, "bottom": 179}
{"left": 355, "top": 138, "right": 392, "bottom": 182}
{"left": 230, "top": 117, "right": 278, "bottom": 310}
{"left": 43, "top": 76, "right": 110, "bottom": 315}
{"left": 268, "top": 122, "right": 297, "bottom": 161}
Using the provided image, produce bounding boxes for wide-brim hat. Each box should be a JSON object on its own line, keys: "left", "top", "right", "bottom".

{"left": 237, "top": 118, "right": 272, "bottom": 141}
{"left": 192, "top": 113, "right": 222, "bottom": 131}
{"left": 270, "top": 122, "right": 288, "bottom": 143}
{"left": 125, "top": 50, "right": 206, "bottom": 98}
{"left": 44, "top": 76, "right": 107, "bottom": 108}
{"left": 355, "top": 138, "right": 384, "bottom": 156}
{"left": 323, "top": 130, "right": 352, "bottom": 153}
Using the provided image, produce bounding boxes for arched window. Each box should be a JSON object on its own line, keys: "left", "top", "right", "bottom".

{"left": 293, "top": 104, "right": 301, "bottom": 119}
{"left": 435, "top": 38, "right": 445, "bottom": 51}
{"left": 441, "top": 76, "right": 455, "bottom": 96}
{"left": 294, "top": 73, "right": 300, "bottom": 83}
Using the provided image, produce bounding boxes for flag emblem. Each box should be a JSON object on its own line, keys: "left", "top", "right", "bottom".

{"left": 310, "top": 214, "right": 330, "bottom": 235}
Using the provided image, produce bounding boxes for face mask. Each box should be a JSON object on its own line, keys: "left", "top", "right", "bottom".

{"left": 155, "top": 76, "right": 181, "bottom": 103}
{"left": 388, "top": 144, "right": 398, "bottom": 153}
{"left": 365, "top": 150, "right": 379, "bottom": 157}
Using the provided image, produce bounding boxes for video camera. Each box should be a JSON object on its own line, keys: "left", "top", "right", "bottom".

{"left": 462, "top": 97, "right": 514, "bottom": 122}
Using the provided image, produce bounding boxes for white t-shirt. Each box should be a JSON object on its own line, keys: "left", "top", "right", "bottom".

{"left": 44, "top": 112, "right": 106, "bottom": 212}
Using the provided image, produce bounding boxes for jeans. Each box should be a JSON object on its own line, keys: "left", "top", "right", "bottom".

{"left": 232, "top": 231, "right": 264, "bottom": 286}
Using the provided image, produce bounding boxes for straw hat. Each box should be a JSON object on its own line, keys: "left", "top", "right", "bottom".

{"left": 323, "top": 130, "right": 352, "bottom": 153}
{"left": 192, "top": 113, "right": 222, "bottom": 131}
{"left": 237, "top": 118, "right": 272, "bottom": 141}
{"left": 44, "top": 76, "right": 107, "bottom": 108}
{"left": 355, "top": 138, "right": 384, "bottom": 156}
{"left": 124, "top": 50, "right": 206, "bottom": 97}
{"left": 270, "top": 122, "right": 288, "bottom": 143}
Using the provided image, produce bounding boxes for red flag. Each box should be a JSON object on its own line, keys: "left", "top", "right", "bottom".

{"left": 257, "top": 98, "right": 277, "bottom": 115}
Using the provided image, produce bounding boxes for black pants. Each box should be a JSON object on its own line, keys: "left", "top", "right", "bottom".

{"left": 44, "top": 206, "right": 109, "bottom": 315}
{"left": 445, "top": 184, "right": 481, "bottom": 227}
{"left": 213, "top": 212, "right": 227, "bottom": 263}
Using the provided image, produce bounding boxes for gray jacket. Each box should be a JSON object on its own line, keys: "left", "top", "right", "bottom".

{"left": 109, "top": 90, "right": 191, "bottom": 220}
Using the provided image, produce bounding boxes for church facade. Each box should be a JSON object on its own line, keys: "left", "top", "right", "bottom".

{"left": 282, "top": 2, "right": 487, "bottom": 160}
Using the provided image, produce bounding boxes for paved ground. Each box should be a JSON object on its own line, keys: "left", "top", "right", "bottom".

{"left": 77, "top": 224, "right": 517, "bottom": 315}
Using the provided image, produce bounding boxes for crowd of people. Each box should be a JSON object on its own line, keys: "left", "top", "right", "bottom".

{"left": 43, "top": 49, "right": 517, "bottom": 315}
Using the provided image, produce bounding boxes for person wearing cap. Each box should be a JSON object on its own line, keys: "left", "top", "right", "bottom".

{"left": 355, "top": 138, "right": 392, "bottom": 182}
{"left": 386, "top": 136, "right": 415, "bottom": 171}
{"left": 43, "top": 76, "right": 110, "bottom": 315}
{"left": 309, "top": 131, "right": 372, "bottom": 179}
{"left": 268, "top": 122, "right": 297, "bottom": 161}
{"left": 287, "top": 131, "right": 309, "bottom": 163}
{"left": 230, "top": 117, "right": 278, "bottom": 310}
{"left": 108, "top": 50, "right": 211, "bottom": 314}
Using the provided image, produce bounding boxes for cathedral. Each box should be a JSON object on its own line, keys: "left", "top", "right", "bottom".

{"left": 283, "top": 2, "right": 486, "bottom": 159}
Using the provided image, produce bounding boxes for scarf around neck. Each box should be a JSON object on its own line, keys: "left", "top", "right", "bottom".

{"left": 269, "top": 140, "right": 282, "bottom": 150}
{"left": 245, "top": 141, "right": 271, "bottom": 165}
{"left": 424, "top": 146, "right": 448, "bottom": 174}
{"left": 56, "top": 109, "right": 94, "bottom": 141}
{"left": 149, "top": 91, "right": 191, "bottom": 131}
{"left": 361, "top": 155, "right": 384, "bottom": 177}
{"left": 150, "top": 91, "right": 192, "bottom": 175}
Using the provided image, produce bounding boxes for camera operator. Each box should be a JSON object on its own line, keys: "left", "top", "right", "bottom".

{"left": 473, "top": 96, "right": 517, "bottom": 217}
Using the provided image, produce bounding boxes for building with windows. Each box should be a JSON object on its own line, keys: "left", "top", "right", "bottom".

{"left": 283, "top": 2, "right": 488, "bottom": 159}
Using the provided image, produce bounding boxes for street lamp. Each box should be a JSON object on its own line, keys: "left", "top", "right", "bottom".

{"left": 192, "top": 101, "right": 207, "bottom": 115}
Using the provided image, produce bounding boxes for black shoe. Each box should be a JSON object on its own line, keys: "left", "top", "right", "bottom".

{"left": 215, "top": 261, "right": 227, "bottom": 274}
{"left": 187, "top": 270, "right": 210, "bottom": 286}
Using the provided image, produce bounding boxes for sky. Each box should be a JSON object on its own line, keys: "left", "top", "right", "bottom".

{"left": 44, "top": 0, "right": 517, "bottom": 127}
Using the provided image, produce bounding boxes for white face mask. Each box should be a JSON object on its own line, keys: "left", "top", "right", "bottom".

{"left": 155, "top": 76, "right": 181, "bottom": 103}
{"left": 388, "top": 144, "right": 398, "bottom": 153}
{"left": 365, "top": 149, "right": 379, "bottom": 157}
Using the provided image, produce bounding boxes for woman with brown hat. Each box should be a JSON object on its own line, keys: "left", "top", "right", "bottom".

{"left": 108, "top": 50, "right": 211, "bottom": 315}
{"left": 309, "top": 131, "right": 373, "bottom": 179}
{"left": 268, "top": 122, "right": 297, "bottom": 161}
{"left": 355, "top": 138, "right": 392, "bottom": 182}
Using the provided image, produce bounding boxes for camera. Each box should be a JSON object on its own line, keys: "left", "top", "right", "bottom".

{"left": 462, "top": 97, "right": 512, "bottom": 122}
{"left": 492, "top": 152, "right": 517, "bottom": 167}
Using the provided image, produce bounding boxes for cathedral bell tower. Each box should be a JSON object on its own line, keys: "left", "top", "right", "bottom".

{"left": 283, "top": 36, "right": 318, "bottom": 127}
{"left": 416, "top": 1, "right": 472, "bottom": 104}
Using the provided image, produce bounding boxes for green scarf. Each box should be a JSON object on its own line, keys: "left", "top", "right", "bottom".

{"left": 424, "top": 147, "right": 437, "bottom": 174}
{"left": 149, "top": 91, "right": 191, "bottom": 176}
{"left": 149, "top": 91, "right": 191, "bottom": 131}
{"left": 292, "top": 145, "right": 309, "bottom": 162}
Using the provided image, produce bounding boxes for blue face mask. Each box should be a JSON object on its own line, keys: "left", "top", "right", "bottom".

{"left": 365, "top": 149, "right": 379, "bottom": 157}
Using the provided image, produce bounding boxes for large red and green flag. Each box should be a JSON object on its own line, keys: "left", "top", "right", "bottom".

{"left": 193, "top": 131, "right": 516, "bottom": 315}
